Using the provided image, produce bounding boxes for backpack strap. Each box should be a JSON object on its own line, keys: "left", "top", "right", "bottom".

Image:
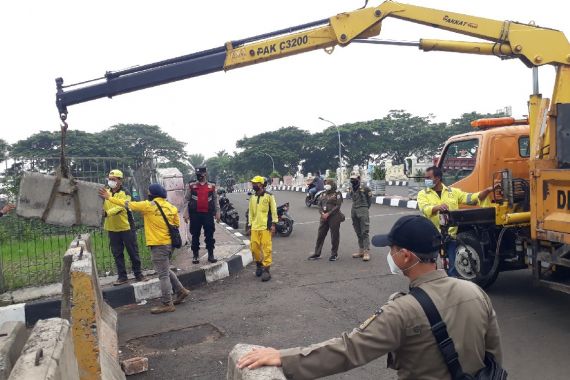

{"left": 410, "top": 287, "right": 466, "bottom": 380}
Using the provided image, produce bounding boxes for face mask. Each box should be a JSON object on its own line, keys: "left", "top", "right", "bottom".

{"left": 424, "top": 179, "right": 434, "bottom": 188}
{"left": 107, "top": 180, "right": 117, "bottom": 189}
{"left": 387, "top": 249, "right": 420, "bottom": 275}
{"left": 252, "top": 185, "right": 260, "bottom": 192}
{"left": 197, "top": 174, "right": 205, "bottom": 181}
{"left": 324, "top": 184, "right": 332, "bottom": 191}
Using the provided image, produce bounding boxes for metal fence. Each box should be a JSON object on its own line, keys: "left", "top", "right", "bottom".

{"left": 0, "top": 157, "right": 156, "bottom": 291}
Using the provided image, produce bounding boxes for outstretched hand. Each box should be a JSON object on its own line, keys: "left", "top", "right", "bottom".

{"left": 1, "top": 204, "right": 16, "bottom": 215}
{"left": 98, "top": 188, "right": 110, "bottom": 200}
{"left": 237, "top": 347, "right": 282, "bottom": 370}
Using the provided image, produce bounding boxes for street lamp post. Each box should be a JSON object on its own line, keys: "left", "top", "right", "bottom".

{"left": 262, "top": 152, "right": 275, "bottom": 174}
{"left": 318, "top": 116, "right": 342, "bottom": 182}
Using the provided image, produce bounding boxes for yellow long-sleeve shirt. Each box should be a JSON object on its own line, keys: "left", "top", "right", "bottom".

{"left": 103, "top": 187, "right": 132, "bottom": 232}
{"left": 107, "top": 196, "right": 179, "bottom": 246}
{"left": 417, "top": 184, "right": 479, "bottom": 237}
{"left": 248, "top": 191, "right": 278, "bottom": 231}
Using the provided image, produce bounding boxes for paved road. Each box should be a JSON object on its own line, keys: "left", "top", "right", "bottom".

{"left": 118, "top": 191, "right": 570, "bottom": 379}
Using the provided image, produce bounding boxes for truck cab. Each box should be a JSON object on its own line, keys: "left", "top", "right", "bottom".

{"left": 438, "top": 124, "right": 530, "bottom": 193}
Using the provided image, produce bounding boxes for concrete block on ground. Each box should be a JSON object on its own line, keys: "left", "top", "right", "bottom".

{"left": 157, "top": 168, "right": 184, "bottom": 191}
{"left": 17, "top": 172, "right": 104, "bottom": 227}
{"left": 0, "top": 322, "right": 28, "bottom": 380}
{"left": 203, "top": 262, "right": 230, "bottom": 283}
{"left": 0, "top": 305, "right": 25, "bottom": 327}
{"left": 227, "top": 344, "right": 286, "bottom": 380}
{"left": 8, "top": 318, "right": 79, "bottom": 380}
{"left": 121, "top": 357, "right": 148, "bottom": 376}
{"left": 69, "top": 234, "right": 125, "bottom": 380}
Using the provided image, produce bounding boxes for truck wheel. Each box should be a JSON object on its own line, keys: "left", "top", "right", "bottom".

{"left": 455, "top": 232, "right": 500, "bottom": 289}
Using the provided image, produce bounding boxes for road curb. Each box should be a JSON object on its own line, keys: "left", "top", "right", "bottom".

{"left": 3, "top": 227, "right": 252, "bottom": 326}
{"left": 233, "top": 186, "right": 418, "bottom": 210}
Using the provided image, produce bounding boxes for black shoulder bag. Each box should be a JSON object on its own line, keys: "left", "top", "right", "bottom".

{"left": 154, "top": 201, "right": 183, "bottom": 249}
{"left": 410, "top": 287, "right": 507, "bottom": 380}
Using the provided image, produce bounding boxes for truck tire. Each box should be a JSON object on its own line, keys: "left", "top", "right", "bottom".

{"left": 455, "top": 232, "right": 500, "bottom": 289}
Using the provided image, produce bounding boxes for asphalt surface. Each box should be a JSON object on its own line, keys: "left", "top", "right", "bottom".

{"left": 118, "top": 191, "right": 570, "bottom": 380}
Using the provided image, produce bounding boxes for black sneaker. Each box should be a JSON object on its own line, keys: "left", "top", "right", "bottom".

{"left": 308, "top": 254, "right": 321, "bottom": 260}
{"left": 255, "top": 262, "right": 263, "bottom": 277}
{"left": 329, "top": 255, "right": 339, "bottom": 262}
{"left": 207, "top": 256, "right": 218, "bottom": 263}
{"left": 192, "top": 257, "right": 200, "bottom": 264}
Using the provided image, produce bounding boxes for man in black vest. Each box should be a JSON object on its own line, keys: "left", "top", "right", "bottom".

{"left": 183, "top": 167, "right": 221, "bottom": 264}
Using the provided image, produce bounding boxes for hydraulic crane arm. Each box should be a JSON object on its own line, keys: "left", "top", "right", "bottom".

{"left": 55, "top": 1, "right": 570, "bottom": 119}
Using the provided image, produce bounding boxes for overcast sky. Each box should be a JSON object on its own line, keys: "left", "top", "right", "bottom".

{"left": 2, "top": 0, "right": 567, "bottom": 158}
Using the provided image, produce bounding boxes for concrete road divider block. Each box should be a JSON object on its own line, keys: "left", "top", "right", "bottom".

{"left": 121, "top": 357, "right": 149, "bottom": 376}
{"left": 227, "top": 344, "right": 286, "bottom": 380}
{"left": 8, "top": 318, "right": 79, "bottom": 380}
{"left": 0, "top": 322, "right": 28, "bottom": 380}
{"left": 17, "top": 172, "right": 104, "bottom": 227}
{"left": 0, "top": 305, "right": 25, "bottom": 327}
{"left": 68, "top": 235, "right": 125, "bottom": 380}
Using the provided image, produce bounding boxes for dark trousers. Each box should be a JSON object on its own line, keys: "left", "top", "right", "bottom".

{"left": 189, "top": 212, "right": 216, "bottom": 255}
{"left": 351, "top": 207, "right": 370, "bottom": 250}
{"left": 446, "top": 239, "right": 458, "bottom": 277}
{"left": 109, "top": 230, "right": 142, "bottom": 280}
{"left": 314, "top": 214, "right": 342, "bottom": 256}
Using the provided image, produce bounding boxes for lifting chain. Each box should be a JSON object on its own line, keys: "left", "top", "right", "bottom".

{"left": 41, "top": 115, "right": 82, "bottom": 225}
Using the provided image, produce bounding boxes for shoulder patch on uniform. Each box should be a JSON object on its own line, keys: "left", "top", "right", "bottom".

{"left": 265, "top": 191, "right": 273, "bottom": 196}
{"left": 359, "top": 308, "right": 383, "bottom": 331}
{"left": 336, "top": 194, "right": 342, "bottom": 199}
{"left": 388, "top": 291, "right": 407, "bottom": 301}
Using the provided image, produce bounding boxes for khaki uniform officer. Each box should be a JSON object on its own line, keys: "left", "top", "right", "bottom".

{"left": 237, "top": 215, "right": 503, "bottom": 379}
{"left": 349, "top": 172, "right": 373, "bottom": 261}
{"left": 308, "top": 179, "right": 345, "bottom": 261}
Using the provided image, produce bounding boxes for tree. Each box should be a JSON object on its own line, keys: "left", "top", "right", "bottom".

{"left": 235, "top": 126, "right": 309, "bottom": 177}
{"left": 204, "top": 150, "right": 233, "bottom": 184}
{"left": 188, "top": 153, "right": 205, "bottom": 169}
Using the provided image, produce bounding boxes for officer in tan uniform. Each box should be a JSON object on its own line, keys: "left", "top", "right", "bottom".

{"left": 307, "top": 178, "right": 345, "bottom": 261}
{"left": 237, "top": 215, "right": 503, "bottom": 379}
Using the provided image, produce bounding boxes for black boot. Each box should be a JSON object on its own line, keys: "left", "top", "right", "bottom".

{"left": 192, "top": 252, "right": 200, "bottom": 264}
{"left": 261, "top": 267, "right": 272, "bottom": 282}
{"left": 207, "top": 250, "right": 217, "bottom": 263}
{"left": 255, "top": 262, "right": 263, "bottom": 277}
{"left": 307, "top": 253, "right": 321, "bottom": 260}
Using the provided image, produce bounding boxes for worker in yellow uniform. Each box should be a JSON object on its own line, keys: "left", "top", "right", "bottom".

{"left": 417, "top": 166, "right": 495, "bottom": 277}
{"left": 99, "top": 184, "right": 190, "bottom": 314}
{"left": 248, "top": 176, "right": 278, "bottom": 282}
{"left": 102, "top": 169, "right": 144, "bottom": 286}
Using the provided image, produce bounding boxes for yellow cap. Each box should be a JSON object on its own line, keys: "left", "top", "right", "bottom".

{"left": 250, "top": 175, "right": 265, "bottom": 184}
{"left": 108, "top": 169, "right": 124, "bottom": 179}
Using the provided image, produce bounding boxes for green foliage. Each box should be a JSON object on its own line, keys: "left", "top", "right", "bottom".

{"left": 371, "top": 166, "right": 386, "bottom": 181}
{"left": 414, "top": 168, "right": 425, "bottom": 183}
{"left": 270, "top": 170, "right": 281, "bottom": 178}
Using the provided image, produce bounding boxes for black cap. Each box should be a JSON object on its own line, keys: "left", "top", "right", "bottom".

{"left": 371, "top": 215, "right": 441, "bottom": 257}
{"left": 196, "top": 167, "right": 207, "bottom": 174}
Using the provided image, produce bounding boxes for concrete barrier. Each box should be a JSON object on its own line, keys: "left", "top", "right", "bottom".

{"left": 17, "top": 172, "right": 104, "bottom": 227}
{"left": 8, "top": 318, "right": 80, "bottom": 380}
{"left": 227, "top": 344, "right": 286, "bottom": 380}
{"left": 66, "top": 234, "right": 125, "bottom": 380}
{"left": 0, "top": 322, "right": 28, "bottom": 380}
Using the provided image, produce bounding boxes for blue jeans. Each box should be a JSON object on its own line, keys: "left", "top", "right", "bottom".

{"left": 446, "top": 239, "right": 458, "bottom": 277}
{"left": 309, "top": 187, "right": 317, "bottom": 197}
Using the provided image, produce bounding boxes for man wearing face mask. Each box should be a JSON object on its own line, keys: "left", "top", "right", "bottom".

{"left": 248, "top": 176, "right": 278, "bottom": 282}
{"left": 236, "top": 215, "right": 503, "bottom": 379}
{"left": 308, "top": 178, "right": 345, "bottom": 261}
{"left": 102, "top": 169, "right": 145, "bottom": 286}
{"left": 417, "top": 166, "right": 495, "bottom": 277}
{"left": 349, "top": 172, "right": 373, "bottom": 262}
{"left": 183, "top": 166, "right": 221, "bottom": 264}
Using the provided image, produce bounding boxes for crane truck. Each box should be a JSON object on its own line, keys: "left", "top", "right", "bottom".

{"left": 54, "top": 1, "right": 570, "bottom": 293}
